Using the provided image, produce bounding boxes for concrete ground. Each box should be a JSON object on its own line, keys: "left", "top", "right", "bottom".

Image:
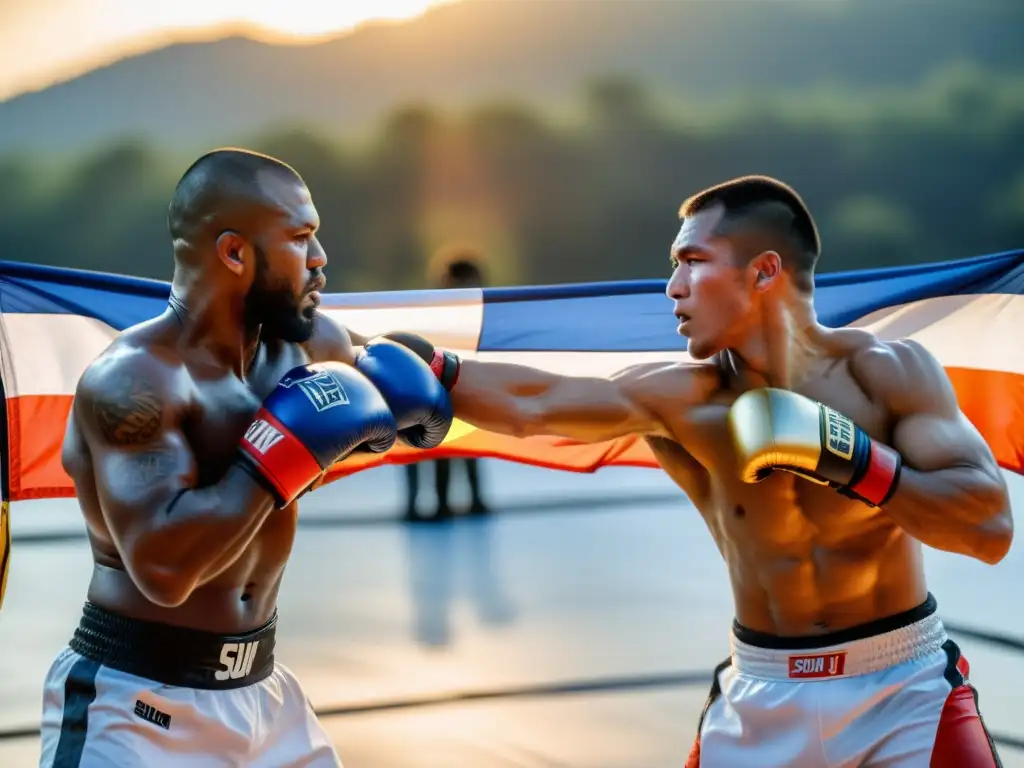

{"left": 1, "top": 462, "right": 1021, "bottom": 767}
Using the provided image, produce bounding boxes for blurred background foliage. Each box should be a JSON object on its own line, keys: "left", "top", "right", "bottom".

{"left": 1, "top": 4, "right": 1022, "bottom": 291}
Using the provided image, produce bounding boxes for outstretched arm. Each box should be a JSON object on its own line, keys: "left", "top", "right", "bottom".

{"left": 861, "top": 340, "right": 1013, "bottom": 564}
{"left": 451, "top": 359, "right": 675, "bottom": 443}
{"left": 373, "top": 331, "right": 677, "bottom": 443}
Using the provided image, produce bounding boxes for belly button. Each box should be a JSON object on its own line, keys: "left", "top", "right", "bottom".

{"left": 734, "top": 505, "right": 746, "bottom": 519}
{"left": 240, "top": 582, "right": 255, "bottom": 602}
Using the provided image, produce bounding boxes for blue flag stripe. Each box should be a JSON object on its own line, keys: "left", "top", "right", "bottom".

{"left": 2, "top": 250, "right": 1023, "bottom": 353}
{"left": 478, "top": 249, "right": 1024, "bottom": 351}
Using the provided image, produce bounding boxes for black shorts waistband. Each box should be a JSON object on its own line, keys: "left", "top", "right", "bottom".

{"left": 69, "top": 602, "right": 277, "bottom": 690}
{"left": 732, "top": 593, "right": 938, "bottom": 651}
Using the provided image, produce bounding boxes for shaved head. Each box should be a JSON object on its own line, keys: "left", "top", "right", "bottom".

{"left": 678, "top": 175, "right": 820, "bottom": 293}
{"left": 166, "top": 148, "right": 326, "bottom": 344}
{"left": 167, "top": 148, "right": 304, "bottom": 254}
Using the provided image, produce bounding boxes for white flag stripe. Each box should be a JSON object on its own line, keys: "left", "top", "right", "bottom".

{"left": 1, "top": 293, "right": 1021, "bottom": 398}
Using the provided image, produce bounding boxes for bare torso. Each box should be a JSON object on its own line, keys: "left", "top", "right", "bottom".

{"left": 63, "top": 314, "right": 318, "bottom": 634}
{"left": 647, "top": 332, "right": 928, "bottom": 636}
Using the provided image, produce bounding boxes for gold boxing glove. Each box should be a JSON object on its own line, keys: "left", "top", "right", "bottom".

{"left": 728, "top": 388, "right": 902, "bottom": 508}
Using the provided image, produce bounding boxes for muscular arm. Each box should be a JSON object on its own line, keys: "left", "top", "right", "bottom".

{"left": 451, "top": 359, "right": 676, "bottom": 443}
{"left": 303, "top": 310, "right": 358, "bottom": 364}
{"left": 863, "top": 341, "right": 1013, "bottom": 564}
{"left": 71, "top": 352, "right": 276, "bottom": 608}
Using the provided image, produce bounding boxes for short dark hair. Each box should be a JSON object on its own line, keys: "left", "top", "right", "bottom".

{"left": 428, "top": 244, "right": 487, "bottom": 287}
{"left": 679, "top": 175, "right": 821, "bottom": 291}
{"left": 167, "top": 148, "right": 301, "bottom": 245}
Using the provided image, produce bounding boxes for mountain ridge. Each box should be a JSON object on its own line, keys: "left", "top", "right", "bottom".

{"left": 1, "top": 0, "right": 1021, "bottom": 153}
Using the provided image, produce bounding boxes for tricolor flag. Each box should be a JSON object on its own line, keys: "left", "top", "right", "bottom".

{"left": 1, "top": 250, "right": 1023, "bottom": 606}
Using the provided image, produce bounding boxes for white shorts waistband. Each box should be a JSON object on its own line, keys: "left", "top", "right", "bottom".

{"left": 730, "top": 612, "right": 948, "bottom": 681}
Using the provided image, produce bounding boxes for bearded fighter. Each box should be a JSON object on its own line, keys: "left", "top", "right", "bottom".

{"left": 41, "top": 149, "right": 452, "bottom": 767}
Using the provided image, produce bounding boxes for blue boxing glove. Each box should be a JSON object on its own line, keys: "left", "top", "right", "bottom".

{"left": 354, "top": 338, "right": 454, "bottom": 449}
{"left": 380, "top": 332, "right": 461, "bottom": 391}
{"left": 238, "top": 362, "right": 398, "bottom": 506}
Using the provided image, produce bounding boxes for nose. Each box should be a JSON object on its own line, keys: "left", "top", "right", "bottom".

{"left": 307, "top": 235, "right": 327, "bottom": 270}
{"left": 666, "top": 268, "right": 689, "bottom": 301}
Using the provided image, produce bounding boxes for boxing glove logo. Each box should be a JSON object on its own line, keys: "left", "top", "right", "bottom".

{"left": 243, "top": 420, "right": 285, "bottom": 454}
{"left": 821, "top": 406, "right": 854, "bottom": 460}
{"left": 280, "top": 369, "right": 350, "bottom": 413}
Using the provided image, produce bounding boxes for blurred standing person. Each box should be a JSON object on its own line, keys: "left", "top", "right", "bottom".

{"left": 404, "top": 247, "right": 491, "bottom": 522}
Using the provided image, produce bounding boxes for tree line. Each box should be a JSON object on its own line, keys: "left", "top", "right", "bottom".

{"left": 1, "top": 64, "right": 1022, "bottom": 290}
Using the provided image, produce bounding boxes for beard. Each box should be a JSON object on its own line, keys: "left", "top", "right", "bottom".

{"left": 244, "top": 245, "right": 316, "bottom": 343}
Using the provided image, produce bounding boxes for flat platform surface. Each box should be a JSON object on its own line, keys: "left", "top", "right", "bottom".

{"left": 1, "top": 462, "right": 1021, "bottom": 767}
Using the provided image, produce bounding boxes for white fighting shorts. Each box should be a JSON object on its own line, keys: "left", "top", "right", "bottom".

{"left": 687, "top": 594, "right": 1002, "bottom": 767}
{"left": 38, "top": 603, "right": 341, "bottom": 767}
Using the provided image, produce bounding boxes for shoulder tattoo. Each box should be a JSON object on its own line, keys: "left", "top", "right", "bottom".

{"left": 92, "top": 373, "right": 163, "bottom": 446}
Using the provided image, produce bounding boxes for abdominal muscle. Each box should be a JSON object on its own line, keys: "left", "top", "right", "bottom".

{"left": 698, "top": 476, "right": 929, "bottom": 637}
{"left": 84, "top": 504, "right": 297, "bottom": 635}
{"left": 86, "top": 562, "right": 284, "bottom": 635}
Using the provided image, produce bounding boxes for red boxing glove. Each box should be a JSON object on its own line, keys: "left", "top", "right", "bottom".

{"left": 238, "top": 363, "right": 397, "bottom": 506}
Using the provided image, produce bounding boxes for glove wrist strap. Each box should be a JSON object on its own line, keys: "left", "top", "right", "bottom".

{"left": 238, "top": 408, "right": 322, "bottom": 507}
{"left": 431, "top": 349, "right": 461, "bottom": 391}
{"left": 845, "top": 440, "right": 902, "bottom": 508}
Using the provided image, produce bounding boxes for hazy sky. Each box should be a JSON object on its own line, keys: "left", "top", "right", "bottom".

{"left": 0, "top": 0, "right": 453, "bottom": 101}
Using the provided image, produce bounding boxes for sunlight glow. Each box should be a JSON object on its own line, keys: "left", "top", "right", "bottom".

{"left": 0, "top": 0, "right": 453, "bottom": 100}
{"left": 152, "top": 0, "right": 449, "bottom": 40}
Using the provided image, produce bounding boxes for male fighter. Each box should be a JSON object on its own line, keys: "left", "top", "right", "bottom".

{"left": 41, "top": 148, "right": 453, "bottom": 767}
{"left": 378, "top": 176, "right": 1013, "bottom": 766}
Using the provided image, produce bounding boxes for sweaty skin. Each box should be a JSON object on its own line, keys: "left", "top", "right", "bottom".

{"left": 62, "top": 310, "right": 356, "bottom": 634}
{"left": 452, "top": 332, "right": 1010, "bottom": 636}
{"left": 447, "top": 200, "right": 1011, "bottom": 637}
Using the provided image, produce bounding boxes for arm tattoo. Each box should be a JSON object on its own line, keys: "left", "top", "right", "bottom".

{"left": 92, "top": 374, "right": 163, "bottom": 446}
{"left": 124, "top": 449, "right": 181, "bottom": 490}
{"left": 105, "top": 447, "right": 183, "bottom": 494}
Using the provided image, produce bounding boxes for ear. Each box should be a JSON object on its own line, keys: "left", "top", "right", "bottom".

{"left": 215, "top": 231, "right": 251, "bottom": 277}
{"left": 749, "top": 250, "right": 782, "bottom": 292}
